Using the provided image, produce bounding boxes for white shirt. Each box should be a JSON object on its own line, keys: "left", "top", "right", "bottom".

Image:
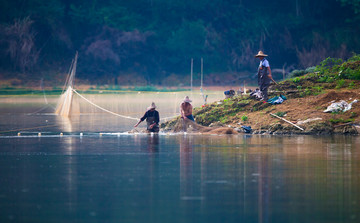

{"left": 259, "top": 58, "right": 270, "bottom": 68}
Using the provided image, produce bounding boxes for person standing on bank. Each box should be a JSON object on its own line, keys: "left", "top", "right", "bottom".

{"left": 134, "top": 102, "right": 160, "bottom": 132}
{"left": 255, "top": 51, "right": 277, "bottom": 101}
{"left": 180, "top": 96, "right": 195, "bottom": 122}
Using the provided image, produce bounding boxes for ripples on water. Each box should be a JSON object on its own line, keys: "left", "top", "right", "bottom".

{"left": 0, "top": 95, "right": 359, "bottom": 223}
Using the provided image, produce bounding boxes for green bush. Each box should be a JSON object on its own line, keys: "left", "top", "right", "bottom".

{"left": 315, "top": 57, "right": 343, "bottom": 74}
{"left": 274, "top": 111, "right": 286, "bottom": 117}
{"left": 348, "top": 81, "right": 355, "bottom": 89}
{"left": 347, "top": 53, "right": 360, "bottom": 62}
{"left": 350, "top": 112, "right": 357, "bottom": 118}
{"left": 305, "top": 66, "right": 316, "bottom": 73}
{"left": 329, "top": 118, "right": 354, "bottom": 124}
{"left": 312, "top": 86, "right": 324, "bottom": 94}
{"left": 241, "top": 115, "right": 248, "bottom": 122}
{"left": 304, "top": 88, "right": 312, "bottom": 95}
{"left": 292, "top": 77, "right": 301, "bottom": 83}
{"left": 289, "top": 70, "right": 306, "bottom": 78}
{"left": 345, "top": 69, "right": 360, "bottom": 80}
{"left": 336, "top": 79, "right": 346, "bottom": 89}
{"left": 318, "top": 75, "right": 335, "bottom": 83}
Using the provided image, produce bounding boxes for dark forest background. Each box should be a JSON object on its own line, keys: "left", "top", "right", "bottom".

{"left": 0, "top": 0, "right": 359, "bottom": 86}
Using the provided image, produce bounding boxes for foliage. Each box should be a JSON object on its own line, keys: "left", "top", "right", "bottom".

{"left": 318, "top": 75, "right": 335, "bottom": 83}
{"left": 288, "top": 66, "right": 316, "bottom": 79}
{"left": 347, "top": 53, "right": 360, "bottom": 62}
{"left": 350, "top": 112, "right": 357, "bottom": 118}
{"left": 305, "top": 66, "right": 316, "bottom": 73}
{"left": 348, "top": 81, "right": 355, "bottom": 89}
{"left": 335, "top": 79, "right": 346, "bottom": 89}
{"left": 289, "top": 70, "right": 306, "bottom": 78}
{"left": 292, "top": 77, "right": 301, "bottom": 83}
{"left": 0, "top": 0, "right": 360, "bottom": 84}
{"left": 312, "top": 86, "right": 324, "bottom": 94}
{"left": 274, "top": 111, "right": 286, "bottom": 117}
{"left": 315, "top": 57, "right": 343, "bottom": 75}
{"left": 329, "top": 118, "right": 354, "bottom": 124}
{"left": 241, "top": 115, "right": 248, "bottom": 122}
{"left": 313, "top": 54, "right": 360, "bottom": 84}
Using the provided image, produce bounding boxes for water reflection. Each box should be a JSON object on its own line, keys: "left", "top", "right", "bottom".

{"left": 63, "top": 137, "right": 77, "bottom": 212}
{"left": 179, "top": 135, "right": 194, "bottom": 199}
{"left": 147, "top": 134, "right": 159, "bottom": 152}
{"left": 174, "top": 135, "right": 360, "bottom": 223}
{"left": 0, "top": 134, "right": 359, "bottom": 223}
{"left": 56, "top": 115, "right": 73, "bottom": 133}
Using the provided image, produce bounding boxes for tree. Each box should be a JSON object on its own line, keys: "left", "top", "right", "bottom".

{"left": 4, "top": 17, "right": 39, "bottom": 72}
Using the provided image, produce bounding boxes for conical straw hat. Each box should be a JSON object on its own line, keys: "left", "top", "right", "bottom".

{"left": 147, "top": 102, "right": 157, "bottom": 110}
{"left": 183, "top": 96, "right": 192, "bottom": 103}
{"left": 255, "top": 51, "right": 268, "bottom": 57}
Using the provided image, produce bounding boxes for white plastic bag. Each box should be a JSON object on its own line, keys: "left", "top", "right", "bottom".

{"left": 323, "top": 99, "right": 358, "bottom": 113}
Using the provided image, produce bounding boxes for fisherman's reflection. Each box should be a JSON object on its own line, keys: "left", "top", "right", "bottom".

{"left": 179, "top": 136, "right": 193, "bottom": 197}
{"left": 147, "top": 134, "right": 159, "bottom": 152}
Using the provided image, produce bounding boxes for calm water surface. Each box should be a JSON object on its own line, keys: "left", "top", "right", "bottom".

{"left": 0, "top": 95, "right": 359, "bottom": 223}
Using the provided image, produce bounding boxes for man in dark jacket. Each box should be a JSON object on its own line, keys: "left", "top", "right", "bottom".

{"left": 134, "top": 102, "right": 160, "bottom": 132}
{"left": 255, "top": 51, "right": 276, "bottom": 101}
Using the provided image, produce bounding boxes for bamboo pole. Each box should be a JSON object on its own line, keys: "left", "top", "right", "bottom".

{"left": 190, "top": 58, "right": 193, "bottom": 92}
{"left": 270, "top": 113, "right": 304, "bottom": 131}
{"left": 200, "top": 57, "right": 203, "bottom": 89}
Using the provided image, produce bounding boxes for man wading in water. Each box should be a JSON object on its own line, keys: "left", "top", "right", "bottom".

{"left": 134, "top": 102, "right": 160, "bottom": 133}
{"left": 255, "top": 51, "right": 277, "bottom": 101}
{"left": 180, "top": 96, "right": 195, "bottom": 122}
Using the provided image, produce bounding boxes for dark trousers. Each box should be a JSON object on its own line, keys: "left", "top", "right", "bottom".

{"left": 147, "top": 125, "right": 159, "bottom": 132}
{"left": 186, "top": 115, "right": 195, "bottom": 122}
{"left": 260, "top": 83, "right": 270, "bottom": 101}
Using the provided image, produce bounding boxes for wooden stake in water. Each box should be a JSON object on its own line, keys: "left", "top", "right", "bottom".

{"left": 243, "top": 80, "right": 246, "bottom": 94}
{"left": 200, "top": 58, "right": 208, "bottom": 105}
{"left": 190, "top": 58, "right": 193, "bottom": 92}
{"left": 200, "top": 57, "right": 203, "bottom": 90}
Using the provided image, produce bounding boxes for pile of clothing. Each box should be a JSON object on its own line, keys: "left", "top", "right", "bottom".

{"left": 224, "top": 90, "right": 235, "bottom": 98}
{"left": 249, "top": 89, "right": 263, "bottom": 100}
{"left": 241, "top": 126, "right": 252, "bottom": 133}
{"left": 267, "top": 95, "right": 287, "bottom": 104}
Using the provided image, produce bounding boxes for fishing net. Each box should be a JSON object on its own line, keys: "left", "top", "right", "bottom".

{"left": 171, "top": 118, "right": 238, "bottom": 134}
{"left": 55, "top": 52, "right": 77, "bottom": 117}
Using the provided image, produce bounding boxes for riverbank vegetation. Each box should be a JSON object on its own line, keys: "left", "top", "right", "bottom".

{"left": 162, "top": 54, "right": 360, "bottom": 135}
{"left": 0, "top": 85, "right": 190, "bottom": 95}
{"left": 1, "top": 0, "right": 360, "bottom": 86}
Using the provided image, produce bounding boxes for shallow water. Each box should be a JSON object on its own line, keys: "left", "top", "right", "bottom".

{"left": 0, "top": 94, "right": 359, "bottom": 223}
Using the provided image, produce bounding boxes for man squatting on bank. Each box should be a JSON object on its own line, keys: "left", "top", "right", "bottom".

{"left": 180, "top": 96, "right": 195, "bottom": 122}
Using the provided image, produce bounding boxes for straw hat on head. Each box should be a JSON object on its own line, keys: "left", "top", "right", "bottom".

{"left": 183, "top": 96, "right": 192, "bottom": 103}
{"left": 148, "top": 102, "right": 157, "bottom": 110}
{"left": 255, "top": 51, "right": 268, "bottom": 57}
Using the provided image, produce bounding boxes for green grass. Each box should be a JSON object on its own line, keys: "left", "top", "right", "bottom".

{"left": 329, "top": 118, "right": 354, "bottom": 124}
{"left": 241, "top": 115, "right": 248, "bottom": 122}
{"left": 274, "top": 111, "right": 286, "bottom": 117}
{"left": 0, "top": 89, "right": 63, "bottom": 95}
{"left": 335, "top": 79, "right": 346, "bottom": 89}
{"left": 0, "top": 85, "right": 191, "bottom": 95}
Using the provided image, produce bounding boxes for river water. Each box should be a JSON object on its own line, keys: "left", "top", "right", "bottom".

{"left": 0, "top": 93, "right": 359, "bottom": 223}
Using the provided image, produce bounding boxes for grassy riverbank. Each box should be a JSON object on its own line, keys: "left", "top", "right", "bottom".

{"left": 163, "top": 54, "right": 360, "bottom": 135}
